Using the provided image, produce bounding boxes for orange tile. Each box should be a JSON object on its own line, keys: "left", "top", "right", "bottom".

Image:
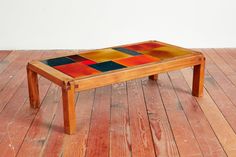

{"left": 79, "top": 48, "right": 131, "bottom": 62}
{"left": 114, "top": 55, "right": 160, "bottom": 67}
{"left": 124, "top": 42, "right": 163, "bottom": 51}
{"left": 54, "top": 62, "right": 100, "bottom": 78}
{"left": 141, "top": 46, "right": 192, "bottom": 59}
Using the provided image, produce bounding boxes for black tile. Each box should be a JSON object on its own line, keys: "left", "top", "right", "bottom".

{"left": 42, "top": 57, "right": 75, "bottom": 66}
{"left": 89, "top": 61, "right": 126, "bottom": 72}
{"left": 113, "top": 47, "right": 141, "bottom": 56}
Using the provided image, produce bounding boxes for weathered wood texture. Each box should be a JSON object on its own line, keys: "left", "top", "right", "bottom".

{"left": 0, "top": 49, "right": 236, "bottom": 157}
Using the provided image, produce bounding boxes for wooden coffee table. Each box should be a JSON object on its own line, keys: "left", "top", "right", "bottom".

{"left": 27, "top": 40, "right": 205, "bottom": 134}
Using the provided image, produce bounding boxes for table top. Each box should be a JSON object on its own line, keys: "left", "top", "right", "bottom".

{"left": 39, "top": 40, "right": 199, "bottom": 79}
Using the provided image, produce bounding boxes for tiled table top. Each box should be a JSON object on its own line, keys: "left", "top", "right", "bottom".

{"left": 41, "top": 41, "right": 194, "bottom": 78}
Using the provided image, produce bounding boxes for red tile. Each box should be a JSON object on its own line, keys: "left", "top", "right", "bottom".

{"left": 81, "top": 60, "right": 96, "bottom": 65}
{"left": 54, "top": 62, "right": 100, "bottom": 78}
{"left": 124, "top": 42, "right": 163, "bottom": 51}
{"left": 114, "top": 55, "right": 160, "bottom": 67}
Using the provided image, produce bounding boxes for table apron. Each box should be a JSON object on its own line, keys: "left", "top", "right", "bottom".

{"left": 73, "top": 55, "right": 204, "bottom": 91}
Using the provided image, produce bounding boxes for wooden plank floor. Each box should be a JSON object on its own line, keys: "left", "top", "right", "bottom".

{"left": 0, "top": 48, "right": 236, "bottom": 157}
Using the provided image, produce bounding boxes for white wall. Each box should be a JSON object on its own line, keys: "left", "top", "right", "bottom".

{"left": 0, "top": 0, "right": 235, "bottom": 50}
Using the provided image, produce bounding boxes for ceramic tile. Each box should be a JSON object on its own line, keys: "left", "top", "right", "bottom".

{"left": 67, "top": 55, "right": 87, "bottom": 62}
{"left": 114, "top": 55, "right": 160, "bottom": 66}
{"left": 79, "top": 48, "right": 131, "bottom": 62}
{"left": 42, "top": 57, "right": 74, "bottom": 66}
{"left": 112, "top": 47, "right": 141, "bottom": 56}
{"left": 141, "top": 46, "right": 191, "bottom": 59}
{"left": 89, "top": 61, "right": 126, "bottom": 72}
{"left": 67, "top": 55, "right": 96, "bottom": 65}
{"left": 54, "top": 62, "right": 100, "bottom": 78}
{"left": 124, "top": 42, "right": 163, "bottom": 51}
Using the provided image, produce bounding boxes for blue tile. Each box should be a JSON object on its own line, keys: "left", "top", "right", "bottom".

{"left": 113, "top": 47, "right": 141, "bottom": 56}
{"left": 89, "top": 61, "right": 126, "bottom": 72}
{"left": 42, "top": 57, "right": 75, "bottom": 66}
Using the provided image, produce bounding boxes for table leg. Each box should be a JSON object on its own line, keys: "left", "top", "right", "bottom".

{"left": 27, "top": 67, "right": 40, "bottom": 108}
{"left": 149, "top": 74, "right": 158, "bottom": 80}
{"left": 192, "top": 60, "right": 205, "bottom": 97}
{"left": 62, "top": 85, "right": 76, "bottom": 134}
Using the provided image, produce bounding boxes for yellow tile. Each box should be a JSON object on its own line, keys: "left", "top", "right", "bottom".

{"left": 141, "top": 46, "right": 192, "bottom": 59}
{"left": 80, "top": 48, "right": 131, "bottom": 62}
